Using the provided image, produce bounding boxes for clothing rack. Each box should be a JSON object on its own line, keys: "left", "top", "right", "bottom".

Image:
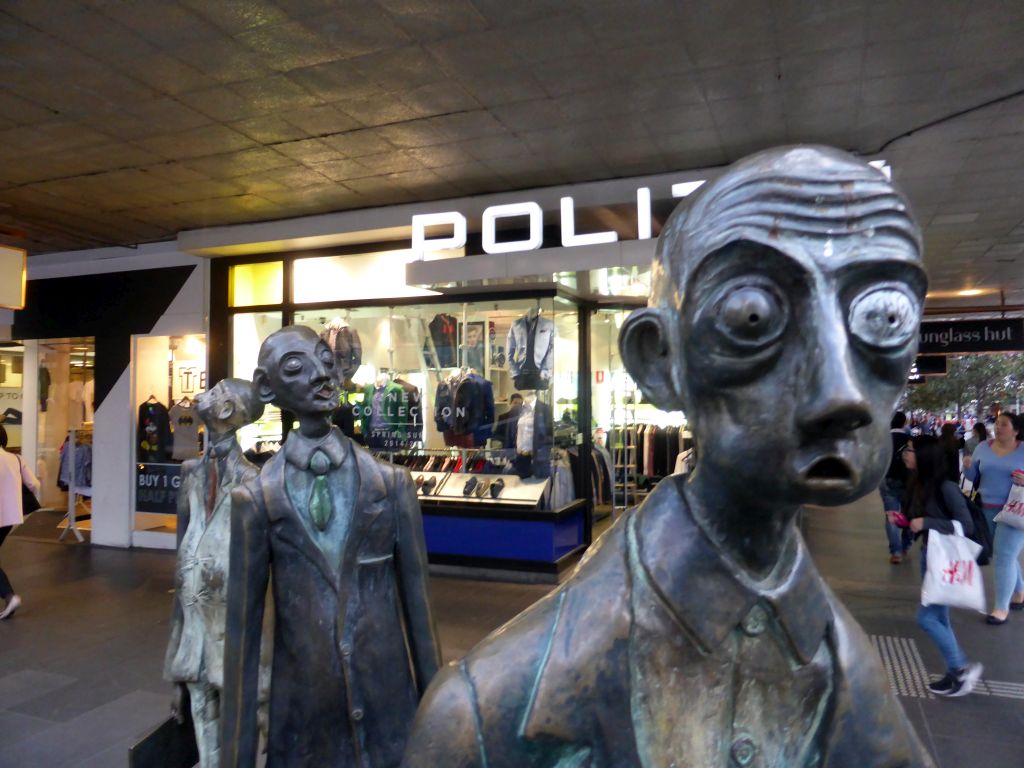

{"left": 61, "top": 425, "right": 92, "bottom": 542}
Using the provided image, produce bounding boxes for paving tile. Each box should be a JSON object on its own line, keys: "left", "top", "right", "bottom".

{"left": 0, "top": 710, "right": 58, "bottom": 749}
{"left": 0, "top": 669, "right": 76, "bottom": 710}
{"left": 0, "top": 690, "right": 168, "bottom": 768}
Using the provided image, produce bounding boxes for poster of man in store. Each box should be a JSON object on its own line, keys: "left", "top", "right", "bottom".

{"left": 461, "top": 321, "right": 486, "bottom": 372}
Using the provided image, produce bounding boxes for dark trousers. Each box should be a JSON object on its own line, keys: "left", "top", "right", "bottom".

{"left": 0, "top": 525, "right": 13, "bottom": 599}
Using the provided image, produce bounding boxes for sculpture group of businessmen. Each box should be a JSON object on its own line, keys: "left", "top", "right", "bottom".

{"left": 166, "top": 146, "right": 938, "bottom": 767}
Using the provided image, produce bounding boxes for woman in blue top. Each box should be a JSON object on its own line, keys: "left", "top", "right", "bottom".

{"left": 963, "top": 411, "right": 1024, "bottom": 624}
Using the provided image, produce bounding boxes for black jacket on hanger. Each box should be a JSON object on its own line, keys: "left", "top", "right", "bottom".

{"left": 427, "top": 314, "right": 459, "bottom": 368}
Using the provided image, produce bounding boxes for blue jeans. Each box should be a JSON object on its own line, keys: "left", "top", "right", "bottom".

{"left": 993, "top": 522, "right": 1024, "bottom": 611}
{"left": 917, "top": 548, "right": 967, "bottom": 673}
{"left": 880, "top": 478, "right": 912, "bottom": 555}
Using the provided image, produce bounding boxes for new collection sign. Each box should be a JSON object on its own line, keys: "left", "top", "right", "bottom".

{"left": 918, "top": 319, "right": 1024, "bottom": 355}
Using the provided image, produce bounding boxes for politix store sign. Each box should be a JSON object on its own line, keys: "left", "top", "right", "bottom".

{"left": 409, "top": 161, "right": 890, "bottom": 257}
{"left": 918, "top": 319, "right": 1024, "bottom": 355}
{"left": 410, "top": 180, "right": 706, "bottom": 255}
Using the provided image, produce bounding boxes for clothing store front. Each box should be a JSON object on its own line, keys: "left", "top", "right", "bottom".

{"left": 213, "top": 250, "right": 592, "bottom": 580}
{"left": 5, "top": 246, "right": 208, "bottom": 549}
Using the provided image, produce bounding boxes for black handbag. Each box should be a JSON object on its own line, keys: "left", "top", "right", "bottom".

{"left": 17, "top": 455, "right": 40, "bottom": 515}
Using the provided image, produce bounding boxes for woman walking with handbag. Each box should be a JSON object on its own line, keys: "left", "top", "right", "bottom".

{"left": 904, "top": 435, "right": 984, "bottom": 697}
{"left": 0, "top": 424, "right": 40, "bottom": 619}
{"left": 963, "top": 412, "right": 1024, "bottom": 624}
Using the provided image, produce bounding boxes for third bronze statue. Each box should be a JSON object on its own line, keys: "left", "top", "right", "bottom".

{"left": 403, "top": 146, "right": 936, "bottom": 767}
{"left": 220, "top": 325, "right": 441, "bottom": 767}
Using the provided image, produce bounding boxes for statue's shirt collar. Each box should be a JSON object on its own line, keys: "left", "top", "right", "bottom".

{"left": 634, "top": 477, "right": 831, "bottom": 665}
{"left": 283, "top": 426, "right": 349, "bottom": 472}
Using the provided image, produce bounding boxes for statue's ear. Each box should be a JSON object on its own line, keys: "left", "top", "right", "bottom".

{"left": 217, "top": 400, "right": 236, "bottom": 421}
{"left": 619, "top": 308, "right": 684, "bottom": 412}
{"left": 252, "top": 368, "right": 276, "bottom": 406}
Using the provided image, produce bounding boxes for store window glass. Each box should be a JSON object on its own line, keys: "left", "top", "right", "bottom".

{"left": 288, "top": 296, "right": 581, "bottom": 510}
{"left": 229, "top": 261, "right": 283, "bottom": 307}
{"left": 132, "top": 334, "right": 207, "bottom": 536}
{"left": 232, "top": 311, "right": 283, "bottom": 453}
{"left": 590, "top": 308, "right": 690, "bottom": 515}
{"left": 292, "top": 251, "right": 439, "bottom": 303}
{"left": 36, "top": 339, "right": 95, "bottom": 513}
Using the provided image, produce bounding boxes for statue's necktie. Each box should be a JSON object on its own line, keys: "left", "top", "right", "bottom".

{"left": 205, "top": 460, "right": 218, "bottom": 524}
{"left": 308, "top": 449, "right": 333, "bottom": 531}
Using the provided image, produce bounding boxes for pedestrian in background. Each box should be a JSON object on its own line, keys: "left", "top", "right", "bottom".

{"left": 0, "top": 424, "right": 41, "bottom": 620}
{"left": 881, "top": 411, "right": 913, "bottom": 564}
{"left": 939, "top": 423, "right": 963, "bottom": 483}
{"left": 964, "top": 412, "right": 1024, "bottom": 624}
{"left": 904, "top": 435, "right": 984, "bottom": 697}
{"left": 965, "top": 422, "right": 988, "bottom": 456}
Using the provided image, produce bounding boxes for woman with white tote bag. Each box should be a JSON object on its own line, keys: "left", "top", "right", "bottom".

{"left": 904, "top": 435, "right": 984, "bottom": 698}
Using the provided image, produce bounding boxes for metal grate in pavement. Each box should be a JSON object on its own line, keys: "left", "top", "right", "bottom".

{"left": 871, "top": 635, "right": 1024, "bottom": 701}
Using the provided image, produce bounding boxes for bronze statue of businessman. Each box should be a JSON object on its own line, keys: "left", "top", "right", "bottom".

{"left": 403, "top": 147, "right": 936, "bottom": 767}
{"left": 164, "top": 378, "right": 266, "bottom": 767}
{"left": 221, "top": 326, "right": 440, "bottom": 767}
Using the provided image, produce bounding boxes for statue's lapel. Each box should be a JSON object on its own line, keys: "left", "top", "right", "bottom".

{"left": 263, "top": 451, "right": 340, "bottom": 591}
{"left": 334, "top": 447, "right": 387, "bottom": 640}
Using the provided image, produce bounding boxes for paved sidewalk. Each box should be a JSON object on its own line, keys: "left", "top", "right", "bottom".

{"left": 1, "top": 495, "right": 1022, "bottom": 767}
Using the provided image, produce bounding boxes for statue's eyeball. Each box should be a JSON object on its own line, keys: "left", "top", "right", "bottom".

{"left": 849, "top": 288, "right": 918, "bottom": 349}
{"left": 319, "top": 348, "right": 335, "bottom": 367}
{"left": 282, "top": 356, "right": 303, "bottom": 374}
{"left": 714, "top": 284, "right": 786, "bottom": 347}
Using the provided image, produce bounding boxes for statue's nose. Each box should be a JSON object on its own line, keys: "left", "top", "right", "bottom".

{"left": 797, "top": 307, "right": 873, "bottom": 439}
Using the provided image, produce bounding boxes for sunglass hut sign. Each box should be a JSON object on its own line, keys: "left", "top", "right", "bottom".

{"left": 918, "top": 319, "right": 1024, "bottom": 355}
{"left": 411, "top": 181, "right": 707, "bottom": 256}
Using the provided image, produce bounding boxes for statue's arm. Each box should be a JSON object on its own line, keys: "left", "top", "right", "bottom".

{"left": 220, "top": 484, "right": 270, "bottom": 768}
{"left": 393, "top": 467, "right": 442, "bottom": 693}
{"left": 164, "top": 471, "right": 191, "bottom": 678}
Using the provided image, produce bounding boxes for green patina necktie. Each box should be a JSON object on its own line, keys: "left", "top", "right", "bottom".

{"left": 308, "top": 449, "right": 333, "bottom": 531}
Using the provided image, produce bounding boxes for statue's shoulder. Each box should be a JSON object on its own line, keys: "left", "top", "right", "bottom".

{"left": 408, "top": 522, "right": 635, "bottom": 764}
{"left": 471, "top": 518, "right": 633, "bottom": 697}
{"left": 350, "top": 440, "right": 414, "bottom": 490}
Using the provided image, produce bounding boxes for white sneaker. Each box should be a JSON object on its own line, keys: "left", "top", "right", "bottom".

{"left": 0, "top": 594, "right": 21, "bottom": 619}
{"left": 949, "top": 661, "right": 983, "bottom": 697}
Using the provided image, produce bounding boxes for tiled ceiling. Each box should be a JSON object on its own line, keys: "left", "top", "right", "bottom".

{"left": 1, "top": 0, "right": 1023, "bottom": 301}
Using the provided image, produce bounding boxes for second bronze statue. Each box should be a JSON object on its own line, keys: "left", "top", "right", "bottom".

{"left": 220, "top": 325, "right": 441, "bottom": 768}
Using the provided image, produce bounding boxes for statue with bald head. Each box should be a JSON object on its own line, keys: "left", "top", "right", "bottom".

{"left": 220, "top": 325, "right": 440, "bottom": 768}
{"left": 403, "top": 147, "right": 935, "bottom": 768}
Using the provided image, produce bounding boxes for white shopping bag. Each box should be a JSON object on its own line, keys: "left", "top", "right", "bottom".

{"left": 993, "top": 483, "right": 1024, "bottom": 530}
{"left": 921, "top": 522, "right": 985, "bottom": 612}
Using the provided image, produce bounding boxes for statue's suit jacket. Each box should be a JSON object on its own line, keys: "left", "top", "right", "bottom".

{"left": 222, "top": 430, "right": 440, "bottom": 768}
{"left": 404, "top": 475, "right": 935, "bottom": 768}
{"left": 165, "top": 443, "right": 258, "bottom": 689}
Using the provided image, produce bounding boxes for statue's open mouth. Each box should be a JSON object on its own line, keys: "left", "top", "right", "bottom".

{"left": 807, "top": 456, "right": 853, "bottom": 481}
{"left": 314, "top": 383, "right": 336, "bottom": 400}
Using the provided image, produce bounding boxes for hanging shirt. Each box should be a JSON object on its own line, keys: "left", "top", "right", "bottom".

{"left": 138, "top": 400, "right": 171, "bottom": 462}
{"left": 169, "top": 401, "right": 202, "bottom": 461}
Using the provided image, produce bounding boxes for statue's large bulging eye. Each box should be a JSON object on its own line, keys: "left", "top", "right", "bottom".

{"left": 282, "top": 356, "right": 303, "bottom": 374}
{"left": 849, "top": 288, "right": 917, "bottom": 349}
{"left": 713, "top": 284, "right": 786, "bottom": 347}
